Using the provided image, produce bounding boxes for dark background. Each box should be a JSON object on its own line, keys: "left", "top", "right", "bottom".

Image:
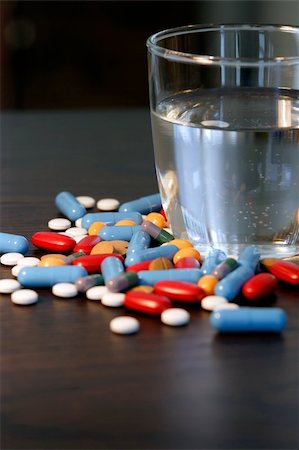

{"left": 1, "top": 0, "right": 298, "bottom": 110}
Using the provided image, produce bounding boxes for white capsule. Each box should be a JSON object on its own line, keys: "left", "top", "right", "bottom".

{"left": 0, "top": 279, "right": 21, "bottom": 294}
{"left": 97, "top": 198, "right": 120, "bottom": 211}
{"left": 76, "top": 196, "right": 96, "bottom": 209}
{"left": 86, "top": 286, "right": 109, "bottom": 300}
{"left": 101, "top": 292, "right": 125, "bottom": 307}
{"left": 201, "top": 295, "right": 228, "bottom": 311}
{"left": 214, "top": 303, "right": 240, "bottom": 311}
{"left": 11, "top": 289, "right": 38, "bottom": 305}
{"left": 0, "top": 252, "right": 24, "bottom": 266}
{"left": 161, "top": 308, "right": 190, "bottom": 326}
{"left": 17, "top": 257, "right": 40, "bottom": 267}
{"left": 64, "top": 227, "right": 87, "bottom": 238}
{"left": 75, "top": 217, "right": 83, "bottom": 228}
{"left": 52, "top": 283, "right": 78, "bottom": 298}
{"left": 110, "top": 316, "right": 140, "bottom": 335}
{"left": 48, "top": 218, "right": 71, "bottom": 231}
{"left": 11, "top": 264, "right": 22, "bottom": 277}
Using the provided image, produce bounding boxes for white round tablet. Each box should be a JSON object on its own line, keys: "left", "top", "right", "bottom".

{"left": 161, "top": 308, "right": 190, "bottom": 326}
{"left": 11, "top": 289, "right": 38, "bottom": 305}
{"left": 76, "top": 196, "right": 96, "bottom": 209}
{"left": 17, "top": 257, "right": 40, "bottom": 267}
{"left": 0, "top": 252, "right": 24, "bottom": 266}
{"left": 72, "top": 235, "right": 86, "bottom": 243}
{"left": 0, "top": 279, "right": 21, "bottom": 294}
{"left": 110, "top": 316, "right": 140, "bottom": 335}
{"left": 86, "top": 286, "right": 109, "bottom": 300}
{"left": 11, "top": 264, "right": 22, "bottom": 277}
{"left": 214, "top": 302, "right": 240, "bottom": 311}
{"left": 201, "top": 295, "right": 228, "bottom": 311}
{"left": 52, "top": 283, "right": 78, "bottom": 298}
{"left": 101, "top": 292, "right": 125, "bottom": 308}
{"left": 64, "top": 227, "right": 87, "bottom": 238}
{"left": 97, "top": 198, "right": 120, "bottom": 211}
{"left": 48, "top": 218, "right": 71, "bottom": 231}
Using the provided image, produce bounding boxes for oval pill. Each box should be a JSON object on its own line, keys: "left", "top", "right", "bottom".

{"left": 86, "top": 285, "right": 109, "bottom": 300}
{"left": 242, "top": 273, "right": 278, "bottom": 300}
{"left": 174, "top": 257, "right": 201, "bottom": 269}
{"left": 115, "top": 219, "right": 137, "bottom": 226}
{"left": 268, "top": 260, "right": 299, "bottom": 285}
{"left": 161, "top": 308, "right": 190, "bottom": 326}
{"left": 197, "top": 275, "right": 218, "bottom": 296}
{"left": 1, "top": 252, "right": 24, "bottom": 266}
{"left": 64, "top": 227, "right": 87, "bottom": 238}
{"left": 97, "top": 198, "right": 120, "bottom": 211}
{"left": 11, "top": 289, "right": 38, "bottom": 306}
{"left": 173, "top": 247, "right": 201, "bottom": 265}
{"left": 101, "top": 292, "right": 125, "bottom": 307}
{"left": 146, "top": 212, "right": 166, "bottom": 228}
{"left": 48, "top": 218, "right": 71, "bottom": 231}
{"left": 17, "top": 257, "right": 40, "bottom": 267}
{"left": 0, "top": 232, "right": 29, "bottom": 255}
{"left": 0, "top": 279, "right": 21, "bottom": 294}
{"left": 75, "top": 218, "right": 83, "bottom": 228}
{"left": 52, "top": 283, "right": 78, "bottom": 298}
{"left": 124, "top": 291, "right": 172, "bottom": 315}
{"left": 154, "top": 280, "right": 205, "bottom": 303}
{"left": 149, "top": 257, "right": 174, "bottom": 271}
{"left": 126, "top": 260, "right": 153, "bottom": 272}
{"left": 90, "top": 241, "right": 115, "bottom": 255}
{"left": 32, "top": 231, "right": 76, "bottom": 253}
{"left": 73, "top": 235, "right": 102, "bottom": 254}
{"left": 76, "top": 196, "right": 96, "bottom": 209}
{"left": 55, "top": 191, "right": 86, "bottom": 221}
{"left": 110, "top": 316, "right": 140, "bottom": 335}
{"left": 39, "top": 257, "right": 66, "bottom": 267}
{"left": 11, "top": 265, "right": 23, "bottom": 277}
{"left": 165, "top": 239, "right": 193, "bottom": 250}
{"left": 210, "top": 307, "right": 287, "bottom": 332}
{"left": 201, "top": 295, "right": 228, "bottom": 311}
{"left": 88, "top": 221, "right": 106, "bottom": 236}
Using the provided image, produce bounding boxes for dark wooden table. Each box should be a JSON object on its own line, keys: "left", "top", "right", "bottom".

{"left": 1, "top": 110, "right": 298, "bottom": 450}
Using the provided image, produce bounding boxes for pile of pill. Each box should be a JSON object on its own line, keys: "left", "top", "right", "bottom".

{"left": 1, "top": 191, "right": 298, "bottom": 335}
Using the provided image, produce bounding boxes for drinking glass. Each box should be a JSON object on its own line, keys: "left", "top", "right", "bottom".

{"left": 147, "top": 24, "right": 299, "bottom": 257}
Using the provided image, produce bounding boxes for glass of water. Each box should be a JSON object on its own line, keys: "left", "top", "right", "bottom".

{"left": 147, "top": 24, "right": 299, "bottom": 257}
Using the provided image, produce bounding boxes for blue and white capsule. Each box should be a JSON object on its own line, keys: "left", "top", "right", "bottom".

{"left": 55, "top": 191, "right": 87, "bottom": 221}
{"left": 0, "top": 232, "right": 29, "bottom": 255}
{"left": 119, "top": 193, "right": 161, "bottom": 214}
{"left": 18, "top": 266, "right": 87, "bottom": 288}
{"left": 210, "top": 307, "right": 287, "bottom": 333}
{"left": 138, "top": 268, "right": 202, "bottom": 285}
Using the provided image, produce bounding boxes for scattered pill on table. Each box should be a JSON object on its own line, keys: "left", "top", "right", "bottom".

{"left": 161, "top": 308, "right": 190, "bottom": 326}
{"left": 65, "top": 227, "right": 87, "bottom": 238}
{"left": 11, "top": 265, "right": 23, "bottom": 277}
{"left": 55, "top": 191, "right": 86, "bottom": 221}
{"left": 75, "top": 218, "right": 83, "bottom": 228}
{"left": 97, "top": 198, "right": 120, "bottom": 211}
{"left": 52, "top": 283, "right": 78, "bottom": 298}
{"left": 110, "top": 316, "right": 140, "bottom": 335}
{"left": 0, "top": 232, "right": 29, "bottom": 254}
{"left": 48, "top": 218, "right": 71, "bottom": 231}
{"left": 201, "top": 295, "right": 228, "bottom": 311}
{"left": 101, "top": 292, "right": 125, "bottom": 307}
{"left": 86, "top": 285, "right": 109, "bottom": 300}
{"left": 0, "top": 279, "right": 21, "bottom": 294}
{"left": 17, "top": 257, "right": 40, "bottom": 268}
{"left": 11, "top": 289, "right": 38, "bottom": 306}
{"left": 1, "top": 252, "right": 24, "bottom": 266}
{"left": 76, "top": 196, "right": 96, "bottom": 209}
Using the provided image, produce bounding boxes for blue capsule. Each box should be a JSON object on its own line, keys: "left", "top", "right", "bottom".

{"left": 18, "top": 266, "right": 87, "bottom": 288}
{"left": 119, "top": 193, "right": 161, "bottom": 214}
{"left": 101, "top": 256, "right": 124, "bottom": 284}
{"left": 210, "top": 307, "right": 287, "bottom": 333}
{"left": 214, "top": 265, "right": 254, "bottom": 300}
{"left": 238, "top": 246, "right": 261, "bottom": 272}
{"left": 125, "top": 230, "right": 151, "bottom": 260}
{"left": 138, "top": 268, "right": 202, "bottom": 285}
{"left": 99, "top": 225, "right": 141, "bottom": 241}
{"left": 55, "top": 191, "right": 87, "bottom": 221}
{"left": 81, "top": 212, "right": 142, "bottom": 229}
{"left": 125, "top": 244, "right": 178, "bottom": 267}
{"left": 0, "top": 232, "right": 29, "bottom": 255}
{"left": 201, "top": 249, "right": 226, "bottom": 275}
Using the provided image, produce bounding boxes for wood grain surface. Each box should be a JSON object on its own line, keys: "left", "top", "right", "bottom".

{"left": 1, "top": 110, "right": 298, "bottom": 450}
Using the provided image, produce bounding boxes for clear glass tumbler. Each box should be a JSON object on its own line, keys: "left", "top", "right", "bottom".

{"left": 147, "top": 24, "right": 299, "bottom": 257}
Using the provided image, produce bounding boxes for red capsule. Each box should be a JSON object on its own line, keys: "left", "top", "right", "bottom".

{"left": 242, "top": 273, "right": 278, "bottom": 300}
{"left": 73, "top": 235, "right": 102, "bottom": 254}
{"left": 154, "top": 280, "right": 205, "bottom": 303}
{"left": 268, "top": 260, "right": 299, "bottom": 285}
{"left": 126, "top": 260, "right": 153, "bottom": 272}
{"left": 124, "top": 291, "right": 172, "bottom": 315}
{"left": 31, "top": 231, "right": 76, "bottom": 253}
{"left": 72, "top": 253, "right": 123, "bottom": 273}
{"left": 174, "top": 257, "right": 201, "bottom": 269}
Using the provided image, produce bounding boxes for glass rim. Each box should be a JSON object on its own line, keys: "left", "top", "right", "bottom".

{"left": 146, "top": 23, "right": 299, "bottom": 66}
